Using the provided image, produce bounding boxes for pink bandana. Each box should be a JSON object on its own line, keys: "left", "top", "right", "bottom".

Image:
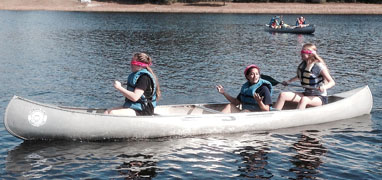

{"left": 301, "top": 50, "right": 316, "bottom": 54}
{"left": 131, "top": 60, "right": 152, "bottom": 67}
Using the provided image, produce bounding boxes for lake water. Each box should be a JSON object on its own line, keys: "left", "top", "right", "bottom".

{"left": 0, "top": 11, "right": 381, "bottom": 179}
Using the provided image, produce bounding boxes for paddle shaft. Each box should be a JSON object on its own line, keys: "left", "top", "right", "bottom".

{"left": 260, "top": 74, "right": 318, "bottom": 90}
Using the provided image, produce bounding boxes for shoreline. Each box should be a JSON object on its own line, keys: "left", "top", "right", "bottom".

{"left": 0, "top": 0, "right": 382, "bottom": 14}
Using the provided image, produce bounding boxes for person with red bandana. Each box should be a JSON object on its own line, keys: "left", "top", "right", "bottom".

{"left": 273, "top": 43, "right": 335, "bottom": 110}
{"left": 104, "top": 52, "right": 161, "bottom": 116}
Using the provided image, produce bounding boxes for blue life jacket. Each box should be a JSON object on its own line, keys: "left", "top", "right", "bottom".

{"left": 124, "top": 69, "right": 157, "bottom": 111}
{"left": 297, "top": 61, "right": 324, "bottom": 96}
{"left": 239, "top": 79, "right": 273, "bottom": 111}
{"left": 269, "top": 17, "right": 275, "bottom": 26}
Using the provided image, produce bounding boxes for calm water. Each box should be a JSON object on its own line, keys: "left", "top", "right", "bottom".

{"left": 0, "top": 11, "right": 381, "bottom": 179}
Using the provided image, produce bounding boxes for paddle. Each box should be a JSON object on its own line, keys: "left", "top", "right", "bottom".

{"left": 260, "top": 74, "right": 317, "bottom": 89}
{"left": 260, "top": 74, "right": 280, "bottom": 86}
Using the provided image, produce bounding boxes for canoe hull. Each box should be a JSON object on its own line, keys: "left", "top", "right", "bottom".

{"left": 4, "top": 86, "right": 373, "bottom": 140}
{"left": 265, "top": 24, "right": 315, "bottom": 34}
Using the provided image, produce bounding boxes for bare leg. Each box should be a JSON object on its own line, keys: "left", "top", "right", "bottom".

{"left": 104, "top": 106, "right": 123, "bottom": 115}
{"left": 274, "top": 92, "right": 303, "bottom": 110}
{"left": 109, "top": 108, "right": 137, "bottom": 116}
{"left": 297, "top": 96, "right": 323, "bottom": 109}
{"left": 104, "top": 107, "right": 137, "bottom": 116}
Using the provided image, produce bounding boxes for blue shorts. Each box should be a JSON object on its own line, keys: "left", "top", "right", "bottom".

{"left": 242, "top": 104, "right": 260, "bottom": 112}
{"left": 123, "top": 101, "right": 154, "bottom": 116}
{"left": 303, "top": 92, "right": 328, "bottom": 105}
{"left": 318, "top": 96, "right": 328, "bottom": 105}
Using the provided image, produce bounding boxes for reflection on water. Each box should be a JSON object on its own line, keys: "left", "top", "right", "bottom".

{"left": 116, "top": 154, "right": 158, "bottom": 179}
{"left": 234, "top": 144, "right": 273, "bottom": 179}
{"left": 289, "top": 130, "right": 327, "bottom": 179}
{"left": 4, "top": 115, "right": 374, "bottom": 179}
{"left": 6, "top": 141, "right": 56, "bottom": 179}
{"left": 5, "top": 140, "right": 162, "bottom": 179}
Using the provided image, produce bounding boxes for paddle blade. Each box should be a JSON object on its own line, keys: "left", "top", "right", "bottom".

{"left": 260, "top": 74, "right": 280, "bottom": 86}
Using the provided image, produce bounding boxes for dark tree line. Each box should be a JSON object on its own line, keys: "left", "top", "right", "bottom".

{"left": 232, "top": 0, "right": 381, "bottom": 3}
{"left": 96, "top": 0, "right": 382, "bottom": 4}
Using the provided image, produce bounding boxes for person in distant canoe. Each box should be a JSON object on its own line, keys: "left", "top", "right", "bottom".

{"left": 269, "top": 16, "right": 276, "bottom": 26}
{"left": 216, "top": 64, "right": 273, "bottom": 113}
{"left": 280, "top": 20, "right": 290, "bottom": 28}
{"left": 104, "top": 52, "right": 161, "bottom": 116}
{"left": 271, "top": 19, "right": 279, "bottom": 29}
{"left": 296, "top": 16, "right": 307, "bottom": 27}
{"left": 273, "top": 43, "right": 335, "bottom": 110}
{"left": 269, "top": 16, "right": 282, "bottom": 29}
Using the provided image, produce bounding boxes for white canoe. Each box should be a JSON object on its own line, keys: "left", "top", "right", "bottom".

{"left": 4, "top": 86, "right": 373, "bottom": 141}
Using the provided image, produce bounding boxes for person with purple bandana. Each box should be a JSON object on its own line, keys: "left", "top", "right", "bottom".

{"left": 216, "top": 64, "right": 273, "bottom": 113}
{"left": 273, "top": 43, "right": 335, "bottom": 110}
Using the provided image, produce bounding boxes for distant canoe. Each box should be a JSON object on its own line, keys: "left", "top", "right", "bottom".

{"left": 4, "top": 86, "right": 372, "bottom": 141}
{"left": 265, "top": 24, "right": 315, "bottom": 34}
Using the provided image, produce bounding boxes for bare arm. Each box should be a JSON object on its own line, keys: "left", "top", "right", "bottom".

{"left": 319, "top": 68, "right": 335, "bottom": 92}
{"left": 254, "top": 93, "right": 270, "bottom": 111}
{"left": 114, "top": 81, "right": 144, "bottom": 102}
{"left": 282, "top": 75, "right": 299, "bottom": 85}
{"left": 216, "top": 85, "right": 241, "bottom": 106}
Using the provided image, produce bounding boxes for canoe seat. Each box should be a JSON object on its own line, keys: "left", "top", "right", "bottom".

{"left": 86, "top": 109, "right": 106, "bottom": 114}
{"left": 154, "top": 104, "right": 225, "bottom": 116}
{"left": 195, "top": 105, "right": 222, "bottom": 114}
{"left": 186, "top": 105, "right": 222, "bottom": 115}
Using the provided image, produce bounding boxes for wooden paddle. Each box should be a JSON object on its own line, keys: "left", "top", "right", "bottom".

{"left": 260, "top": 74, "right": 317, "bottom": 89}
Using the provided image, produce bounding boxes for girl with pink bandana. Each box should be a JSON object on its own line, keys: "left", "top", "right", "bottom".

{"left": 105, "top": 53, "right": 161, "bottom": 116}
{"left": 274, "top": 43, "right": 335, "bottom": 110}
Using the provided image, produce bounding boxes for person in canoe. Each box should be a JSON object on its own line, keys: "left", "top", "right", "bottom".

{"left": 279, "top": 20, "right": 290, "bottom": 29}
{"left": 296, "top": 16, "right": 307, "bottom": 28}
{"left": 104, "top": 52, "right": 161, "bottom": 116}
{"left": 269, "top": 16, "right": 281, "bottom": 29}
{"left": 273, "top": 43, "right": 335, "bottom": 110}
{"left": 271, "top": 20, "right": 279, "bottom": 29}
{"left": 216, "top": 64, "right": 273, "bottom": 113}
{"left": 268, "top": 16, "right": 276, "bottom": 26}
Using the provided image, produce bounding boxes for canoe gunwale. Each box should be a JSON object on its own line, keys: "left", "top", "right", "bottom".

{"left": 4, "top": 90, "right": 350, "bottom": 119}
{"left": 4, "top": 86, "right": 370, "bottom": 118}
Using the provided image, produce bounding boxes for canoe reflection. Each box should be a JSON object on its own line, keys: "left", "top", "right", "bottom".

{"left": 234, "top": 142, "right": 273, "bottom": 179}
{"left": 289, "top": 130, "right": 327, "bottom": 179}
{"left": 6, "top": 140, "right": 159, "bottom": 179}
{"left": 116, "top": 153, "right": 158, "bottom": 179}
{"left": 6, "top": 141, "right": 55, "bottom": 178}
{"left": 5, "top": 115, "right": 371, "bottom": 178}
